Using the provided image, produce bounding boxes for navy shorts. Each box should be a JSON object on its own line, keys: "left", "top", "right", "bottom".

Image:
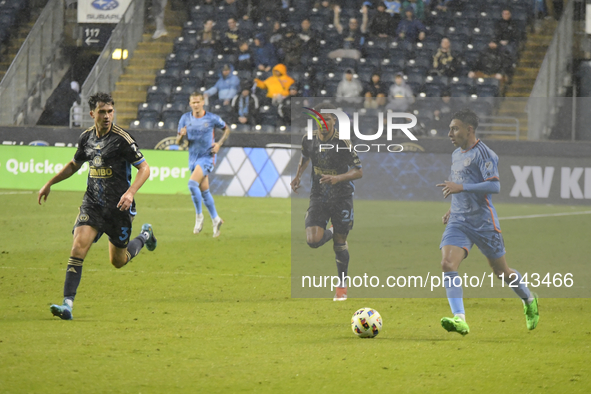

{"left": 73, "top": 202, "right": 135, "bottom": 248}
{"left": 305, "top": 197, "right": 354, "bottom": 235}
{"left": 440, "top": 223, "right": 506, "bottom": 259}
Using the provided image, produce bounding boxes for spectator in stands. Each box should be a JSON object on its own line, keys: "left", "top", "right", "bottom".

{"left": 383, "top": 0, "right": 402, "bottom": 16}
{"left": 254, "top": 63, "right": 295, "bottom": 105}
{"left": 432, "top": 89, "right": 455, "bottom": 127}
{"left": 363, "top": 72, "right": 388, "bottom": 108}
{"left": 468, "top": 41, "right": 513, "bottom": 81}
{"left": 220, "top": 0, "right": 246, "bottom": 20}
{"left": 278, "top": 83, "right": 299, "bottom": 126}
{"left": 432, "top": 37, "right": 457, "bottom": 77}
{"left": 314, "top": 0, "right": 334, "bottom": 23}
{"left": 329, "top": 5, "right": 369, "bottom": 60}
{"left": 204, "top": 64, "right": 241, "bottom": 106}
{"left": 430, "top": 0, "right": 463, "bottom": 13}
{"left": 152, "top": 0, "right": 168, "bottom": 39}
{"left": 369, "top": 1, "right": 398, "bottom": 39}
{"left": 494, "top": 8, "right": 522, "bottom": 60}
{"left": 277, "top": 29, "right": 303, "bottom": 69}
{"left": 251, "top": 0, "right": 282, "bottom": 22}
{"left": 236, "top": 41, "right": 255, "bottom": 70}
{"left": 231, "top": 82, "right": 260, "bottom": 126}
{"left": 196, "top": 19, "right": 221, "bottom": 56}
{"left": 402, "top": 0, "right": 425, "bottom": 22}
{"left": 298, "top": 19, "right": 319, "bottom": 55}
{"left": 336, "top": 69, "right": 364, "bottom": 104}
{"left": 222, "top": 17, "right": 243, "bottom": 53}
{"left": 387, "top": 72, "right": 414, "bottom": 111}
{"left": 253, "top": 33, "right": 278, "bottom": 72}
{"left": 396, "top": 7, "right": 426, "bottom": 42}
{"left": 200, "top": 0, "right": 217, "bottom": 17}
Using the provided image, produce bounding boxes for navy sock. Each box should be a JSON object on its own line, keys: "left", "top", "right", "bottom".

{"left": 444, "top": 271, "right": 465, "bottom": 316}
{"left": 334, "top": 243, "right": 349, "bottom": 287}
{"left": 126, "top": 232, "right": 148, "bottom": 263}
{"left": 64, "top": 256, "right": 83, "bottom": 302}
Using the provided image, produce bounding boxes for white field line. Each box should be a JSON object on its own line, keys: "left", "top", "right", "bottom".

{"left": 0, "top": 266, "right": 286, "bottom": 278}
{"left": 0, "top": 191, "right": 33, "bottom": 195}
{"left": 499, "top": 210, "right": 591, "bottom": 220}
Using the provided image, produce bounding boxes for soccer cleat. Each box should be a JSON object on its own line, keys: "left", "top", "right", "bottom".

{"left": 524, "top": 293, "right": 539, "bottom": 330}
{"left": 141, "top": 223, "right": 157, "bottom": 251}
{"left": 333, "top": 287, "right": 347, "bottom": 301}
{"left": 212, "top": 216, "right": 224, "bottom": 238}
{"left": 441, "top": 316, "right": 470, "bottom": 336}
{"left": 50, "top": 303, "right": 73, "bottom": 320}
{"left": 194, "top": 213, "right": 204, "bottom": 234}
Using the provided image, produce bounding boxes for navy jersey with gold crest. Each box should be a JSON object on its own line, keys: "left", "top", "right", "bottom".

{"left": 301, "top": 130, "right": 362, "bottom": 202}
{"left": 73, "top": 124, "right": 145, "bottom": 209}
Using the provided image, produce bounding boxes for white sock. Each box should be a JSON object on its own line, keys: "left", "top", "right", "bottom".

{"left": 454, "top": 313, "right": 466, "bottom": 322}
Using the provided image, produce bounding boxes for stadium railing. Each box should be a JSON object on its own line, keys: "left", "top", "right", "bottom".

{"left": 476, "top": 116, "right": 520, "bottom": 141}
{"left": 527, "top": 0, "right": 574, "bottom": 140}
{"left": 0, "top": 0, "right": 65, "bottom": 126}
{"left": 74, "top": 0, "right": 145, "bottom": 128}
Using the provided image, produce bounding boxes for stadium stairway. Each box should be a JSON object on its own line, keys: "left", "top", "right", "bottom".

{"left": 112, "top": 2, "right": 185, "bottom": 128}
{"left": 496, "top": 18, "right": 558, "bottom": 139}
{"left": 0, "top": 5, "right": 45, "bottom": 82}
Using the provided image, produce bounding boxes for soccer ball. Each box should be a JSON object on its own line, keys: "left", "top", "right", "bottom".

{"left": 351, "top": 308, "right": 382, "bottom": 338}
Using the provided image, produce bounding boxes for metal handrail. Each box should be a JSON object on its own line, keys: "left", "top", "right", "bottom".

{"left": 75, "top": 0, "right": 145, "bottom": 128}
{"left": 0, "top": 0, "right": 64, "bottom": 125}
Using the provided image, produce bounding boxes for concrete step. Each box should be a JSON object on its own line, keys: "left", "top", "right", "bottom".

{"left": 113, "top": 90, "right": 148, "bottom": 102}
{"left": 136, "top": 41, "right": 174, "bottom": 52}
{"left": 115, "top": 82, "right": 153, "bottom": 93}
{"left": 127, "top": 58, "right": 166, "bottom": 69}
{"left": 505, "top": 91, "right": 531, "bottom": 98}
{"left": 119, "top": 74, "right": 157, "bottom": 84}
{"left": 132, "top": 49, "right": 170, "bottom": 60}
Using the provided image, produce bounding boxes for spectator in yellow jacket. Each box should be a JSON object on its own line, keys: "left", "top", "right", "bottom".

{"left": 254, "top": 64, "right": 295, "bottom": 105}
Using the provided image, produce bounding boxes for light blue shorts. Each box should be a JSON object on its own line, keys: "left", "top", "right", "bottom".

{"left": 190, "top": 155, "right": 215, "bottom": 177}
{"left": 440, "top": 223, "right": 506, "bottom": 259}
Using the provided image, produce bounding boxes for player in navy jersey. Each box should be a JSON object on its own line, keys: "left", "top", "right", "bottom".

{"left": 176, "top": 92, "right": 230, "bottom": 237}
{"left": 291, "top": 103, "right": 363, "bottom": 301}
{"left": 38, "top": 92, "right": 157, "bottom": 320}
{"left": 436, "top": 108, "right": 538, "bottom": 335}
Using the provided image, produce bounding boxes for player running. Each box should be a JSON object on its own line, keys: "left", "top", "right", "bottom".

{"left": 437, "top": 108, "right": 539, "bottom": 335}
{"left": 38, "top": 92, "right": 157, "bottom": 320}
{"left": 291, "top": 103, "right": 363, "bottom": 301}
{"left": 176, "top": 92, "right": 230, "bottom": 237}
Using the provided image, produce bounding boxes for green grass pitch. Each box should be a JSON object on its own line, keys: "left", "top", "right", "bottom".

{"left": 0, "top": 190, "right": 589, "bottom": 393}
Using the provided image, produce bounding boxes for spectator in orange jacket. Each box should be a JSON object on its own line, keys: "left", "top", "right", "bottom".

{"left": 254, "top": 64, "right": 295, "bottom": 105}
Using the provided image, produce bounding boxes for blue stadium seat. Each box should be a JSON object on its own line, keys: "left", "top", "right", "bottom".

{"left": 173, "top": 37, "right": 196, "bottom": 55}
{"left": 364, "top": 41, "right": 386, "bottom": 59}
{"left": 156, "top": 68, "right": 181, "bottom": 86}
{"left": 449, "top": 76, "right": 473, "bottom": 97}
{"left": 130, "top": 119, "right": 156, "bottom": 130}
{"left": 380, "top": 58, "right": 404, "bottom": 74}
{"left": 189, "top": 53, "right": 213, "bottom": 71}
{"left": 475, "top": 77, "right": 500, "bottom": 97}
{"left": 333, "top": 57, "right": 357, "bottom": 73}
{"left": 137, "top": 109, "right": 159, "bottom": 122}
{"left": 203, "top": 69, "right": 219, "bottom": 87}
{"left": 147, "top": 85, "right": 171, "bottom": 103}
{"left": 138, "top": 101, "right": 164, "bottom": 114}
{"left": 180, "top": 68, "right": 203, "bottom": 87}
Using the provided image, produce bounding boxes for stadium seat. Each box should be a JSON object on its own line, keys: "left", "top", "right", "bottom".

{"left": 189, "top": 53, "right": 213, "bottom": 71}
{"left": 138, "top": 101, "right": 163, "bottom": 115}
{"left": 147, "top": 85, "right": 172, "bottom": 104}
{"left": 156, "top": 68, "right": 181, "bottom": 87}
{"left": 180, "top": 68, "right": 203, "bottom": 87}
{"left": 130, "top": 119, "right": 156, "bottom": 130}
{"left": 173, "top": 37, "right": 196, "bottom": 55}
{"left": 380, "top": 58, "right": 404, "bottom": 74}
{"left": 137, "top": 109, "right": 159, "bottom": 122}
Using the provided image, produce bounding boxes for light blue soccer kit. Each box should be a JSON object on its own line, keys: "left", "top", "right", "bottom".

{"left": 440, "top": 139, "right": 505, "bottom": 259}
{"left": 178, "top": 111, "right": 226, "bottom": 176}
{"left": 440, "top": 139, "right": 533, "bottom": 318}
{"left": 178, "top": 111, "right": 226, "bottom": 219}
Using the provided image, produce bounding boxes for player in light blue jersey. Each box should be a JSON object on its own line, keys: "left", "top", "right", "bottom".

{"left": 176, "top": 92, "right": 230, "bottom": 237}
{"left": 436, "top": 109, "right": 538, "bottom": 335}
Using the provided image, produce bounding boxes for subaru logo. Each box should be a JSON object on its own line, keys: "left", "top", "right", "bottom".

{"left": 91, "top": 0, "right": 119, "bottom": 11}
